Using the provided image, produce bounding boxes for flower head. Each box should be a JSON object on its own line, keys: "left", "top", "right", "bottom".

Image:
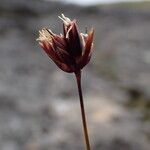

{"left": 37, "top": 14, "right": 94, "bottom": 73}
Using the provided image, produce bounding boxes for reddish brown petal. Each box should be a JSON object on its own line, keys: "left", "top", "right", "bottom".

{"left": 52, "top": 35, "right": 67, "bottom": 50}
{"left": 41, "top": 41, "right": 74, "bottom": 73}
{"left": 56, "top": 47, "right": 75, "bottom": 67}
{"left": 39, "top": 41, "right": 51, "bottom": 53}
{"left": 77, "top": 28, "right": 94, "bottom": 69}
{"left": 66, "top": 21, "right": 82, "bottom": 58}
{"left": 40, "top": 41, "right": 62, "bottom": 64}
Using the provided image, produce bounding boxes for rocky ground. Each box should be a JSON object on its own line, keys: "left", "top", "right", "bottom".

{"left": 0, "top": 0, "right": 150, "bottom": 150}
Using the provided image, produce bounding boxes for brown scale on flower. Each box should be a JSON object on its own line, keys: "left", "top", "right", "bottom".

{"left": 37, "top": 14, "right": 94, "bottom": 73}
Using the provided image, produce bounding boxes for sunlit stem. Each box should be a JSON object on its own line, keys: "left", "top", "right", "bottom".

{"left": 75, "top": 70, "right": 91, "bottom": 150}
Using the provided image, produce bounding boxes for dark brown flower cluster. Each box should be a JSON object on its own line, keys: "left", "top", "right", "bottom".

{"left": 37, "top": 14, "right": 94, "bottom": 73}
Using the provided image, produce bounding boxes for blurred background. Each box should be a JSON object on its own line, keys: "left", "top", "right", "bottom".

{"left": 0, "top": 0, "right": 150, "bottom": 149}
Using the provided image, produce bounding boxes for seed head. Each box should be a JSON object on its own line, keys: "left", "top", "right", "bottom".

{"left": 37, "top": 14, "right": 94, "bottom": 73}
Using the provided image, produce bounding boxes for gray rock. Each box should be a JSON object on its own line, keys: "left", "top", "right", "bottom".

{"left": 0, "top": 0, "right": 150, "bottom": 149}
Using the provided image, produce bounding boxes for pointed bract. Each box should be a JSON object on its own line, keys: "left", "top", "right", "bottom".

{"left": 77, "top": 29, "right": 94, "bottom": 69}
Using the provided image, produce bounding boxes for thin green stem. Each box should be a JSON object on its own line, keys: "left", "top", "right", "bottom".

{"left": 75, "top": 70, "right": 91, "bottom": 150}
